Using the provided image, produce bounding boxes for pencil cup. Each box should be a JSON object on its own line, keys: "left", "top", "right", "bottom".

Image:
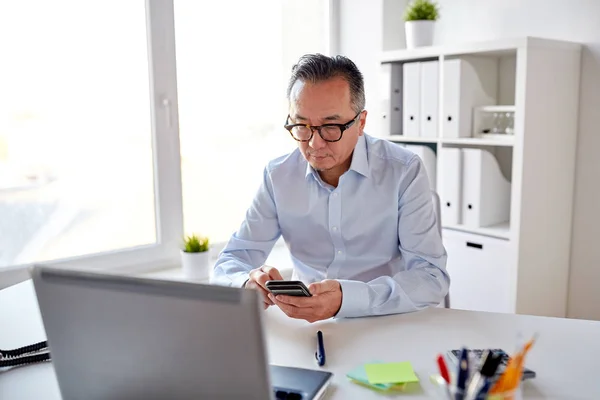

{"left": 444, "top": 385, "right": 522, "bottom": 400}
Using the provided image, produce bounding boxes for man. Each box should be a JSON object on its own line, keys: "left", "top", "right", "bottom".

{"left": 212, "top": 54, "right": 449, "bottom": 322}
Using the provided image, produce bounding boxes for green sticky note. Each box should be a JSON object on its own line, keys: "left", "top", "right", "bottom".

{"left": 364, "top": 362, "right": 419, "bottom": 385}
{"left": 346, "top": 361, "right": 396, "bottom": 391}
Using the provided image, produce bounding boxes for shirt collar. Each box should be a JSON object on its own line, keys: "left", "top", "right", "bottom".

{"left": 304, "top": 134, "right": 370, "bottom": 179}
{"left": 349, "top": 135, "right": 370, "bottom": 178}
{"left": 305, "top": 159, "right": 315, "bottom": 179}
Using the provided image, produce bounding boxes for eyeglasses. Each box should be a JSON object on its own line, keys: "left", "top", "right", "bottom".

{"left": 284, "top": 111, "right": 362, "bottom": 142}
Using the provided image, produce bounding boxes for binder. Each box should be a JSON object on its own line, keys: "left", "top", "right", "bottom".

{"left": 381, "top": 63, "right": 403, "bottom": 136}
{"left": 439, "top": 147, "right": 462, "bottom": 225}
{"left": 405, "top": 144, "right": 436, "bottom": 189}
{"left": 420, "top": 60, "right": 439, "bottom": 138}
{"left": 462, "top": 148, "right": 511, "bottom": 228}
{"left": 402, "top": 62, "right": 421, "bottom": 137}
{"left": 442, "top": 57, "right": 498, "bottom": 138}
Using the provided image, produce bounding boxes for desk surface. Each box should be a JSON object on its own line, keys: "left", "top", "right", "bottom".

{"left": 1, "top": 280, "right": 600, "bottom": 399}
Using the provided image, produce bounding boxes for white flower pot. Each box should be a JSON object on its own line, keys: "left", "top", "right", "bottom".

{"left": 181, "top": 250, "right": 211, "bottom": 281}
{"left": 405, "top": 20, "right": 435, "bottom": 49}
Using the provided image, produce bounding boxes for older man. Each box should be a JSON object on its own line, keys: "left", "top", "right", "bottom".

{"left": 212, "top": 54, "right": 449, "bottom": 322}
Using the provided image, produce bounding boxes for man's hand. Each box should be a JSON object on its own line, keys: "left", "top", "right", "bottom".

{"left": 269, "top": 279, "right": 342, "bottom": 323}
{"left": 245, "top": 265, "right": 284, "bottom": 309}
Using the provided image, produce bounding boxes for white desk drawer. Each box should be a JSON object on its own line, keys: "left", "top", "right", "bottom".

{"left": 443, "top": 229, "right": 513, "bottom": 313}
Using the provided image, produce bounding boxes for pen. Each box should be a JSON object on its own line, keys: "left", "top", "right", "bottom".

{"left": 315, "top": 331, "right": 326, "bottom": 367}
{"left": 490, "top": 334, "right": 536, "bottom": 394}
{"left": 455, "top": 348, "right": 469, "bottom": 400}
{"left": 437, "top": 354, "right": 451, "bottom": 384}
{"left": 464, "top": 350, "right": 502, "bottom": 400}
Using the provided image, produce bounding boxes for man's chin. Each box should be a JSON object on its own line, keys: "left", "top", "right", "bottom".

{"left": 309, "top": 160, "right": 333, "bottom": 172}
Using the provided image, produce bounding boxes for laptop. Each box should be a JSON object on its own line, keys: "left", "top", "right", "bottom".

{"left": 30, "top": 265, "right": 332, "bottom": 400}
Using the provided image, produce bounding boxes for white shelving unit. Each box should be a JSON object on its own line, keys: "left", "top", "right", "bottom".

{"left": 384, "top": 136, "right": 516, "bottom": 147}
{"left": 381, "top": 37, "right": 582, "bottom": 318}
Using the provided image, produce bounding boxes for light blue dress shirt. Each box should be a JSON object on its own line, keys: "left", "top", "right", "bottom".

{"left": 212, "top": 134, "right": 450, "bottom": 318}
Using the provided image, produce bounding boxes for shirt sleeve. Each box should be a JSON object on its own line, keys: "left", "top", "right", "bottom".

{"left": 210, "top": 167, "right": 282, "bottom": 287}
{"left": 335, "top": 155, "right": 450, "bottom": 318}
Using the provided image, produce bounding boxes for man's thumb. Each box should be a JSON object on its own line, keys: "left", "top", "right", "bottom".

{"left": 308, "top": 280, "right": 336, "bottom": 296}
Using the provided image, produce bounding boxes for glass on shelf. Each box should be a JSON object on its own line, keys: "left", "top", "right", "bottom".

{"left": 492, "top": 112, "right": 507, "bottom": 134}
{"left": 504, "top": 112, "right": 514, "bottom": 135}
{"left": 474, "top": 107, "right": 515, "bottom": 138}
{"left": 480, "top": 112, "right": 494, "bottom": 134}
{"left": 491, "top": 112, "right": 499, "bottom": 133}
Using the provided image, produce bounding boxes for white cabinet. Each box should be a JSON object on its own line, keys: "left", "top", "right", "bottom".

{"left": 402, "top": 62, "right": 421, "bottom": 137}
{"left": 382, "top": 37, "right": 582, "bottom": 318}
{"left": 442, "top": 58, "right": 498, "bottom": 138}
{"left": 420, "top": 61, "right": 439, "bottom": 138}
{"left": 444, "top": 229, "right": 513, "bottom": 313}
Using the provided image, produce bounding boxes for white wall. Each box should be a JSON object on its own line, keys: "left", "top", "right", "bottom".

{"left": 338, "top": 0, "right": 600, "bottom": 320}
{"left": 338, "top": 0, "right": 384, "bottom": 137}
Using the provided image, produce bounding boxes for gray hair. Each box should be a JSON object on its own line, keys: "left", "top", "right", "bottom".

{"left": 286, "top": 54, "right": 365, "bottom": 113}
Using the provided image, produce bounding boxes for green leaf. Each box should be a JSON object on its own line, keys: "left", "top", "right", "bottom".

{"left": 403, "top": 0, "right": 440, "bottom": 21}
{"left": 183, "top": 234, "right": 209, "bottom": 252}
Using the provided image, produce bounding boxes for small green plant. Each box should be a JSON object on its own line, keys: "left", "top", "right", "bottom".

{"left": 183, "top": 234, "right": 209, "bottom": 253}
{"left": 403, "top": 0, "right": 440, "bottom": 21}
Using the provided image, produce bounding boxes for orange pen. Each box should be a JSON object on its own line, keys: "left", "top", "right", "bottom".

{"left": 490, "top": 335, "right": 536, "bottom": 394}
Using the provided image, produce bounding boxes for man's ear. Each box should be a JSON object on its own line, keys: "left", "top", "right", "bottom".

{"left": 359, "top": 110, "right": 368, "bottom": 134}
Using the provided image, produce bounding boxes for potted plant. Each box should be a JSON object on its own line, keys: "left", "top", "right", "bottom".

{"left": 403, "top": 0, "right": 440, "bottom": 49}
{"left": 181, "top": 234, "right": 211, "bottom": 280}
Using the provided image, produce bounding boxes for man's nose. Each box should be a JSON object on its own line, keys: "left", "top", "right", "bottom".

{"left": 309, "top": 129, "right": 326, "bottom": 149}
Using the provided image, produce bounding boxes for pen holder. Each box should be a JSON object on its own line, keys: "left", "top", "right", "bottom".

{"left": 431, "top": 374, "right": 523, "bottom": 400}
{"left": 447, "top": 386, "right": 522, "bottom": 400}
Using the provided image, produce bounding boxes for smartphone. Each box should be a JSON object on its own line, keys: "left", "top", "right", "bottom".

{"left": 265, "top": 280, "right": 312, "bottom": 297}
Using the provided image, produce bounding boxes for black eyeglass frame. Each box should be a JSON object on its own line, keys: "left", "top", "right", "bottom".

{"left": 284, "top": 110, "right": 363, "bottom": 142}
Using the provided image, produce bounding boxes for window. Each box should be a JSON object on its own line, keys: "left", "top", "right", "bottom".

{"left": 0, "top": 1, "right": 183, "bottom": 272}
{"left": 174, "top": 0, "right": 331, "bottom": 247}
{"left": 0, "top": 0, "right": 333, "bottom": 277}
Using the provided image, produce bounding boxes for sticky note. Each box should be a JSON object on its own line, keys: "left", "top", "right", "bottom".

{"left": 364, "top": 362, "right": 419, "bottom": 385}
{"left": 348, "top": 378, "right": 407, "bottom": 392}
{"left": 346, "top": 361, "right": 397, "bottom": 391}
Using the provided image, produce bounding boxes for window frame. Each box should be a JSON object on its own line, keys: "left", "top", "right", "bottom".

{"left": 0, "top": 0, "right": 339, "bottom": 287}
{"left": 1, "top": 0, "right": 183, "bottom": 286}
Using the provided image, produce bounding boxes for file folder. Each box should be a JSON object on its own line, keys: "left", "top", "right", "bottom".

{"left": 442, "top": 57, "right": 498, "bottom": 138}
{"left": 462, "top": 148, "right": 511, "bottom": 228}
{"left": 381, "top": 63, "right": 403, "bottom": 136}
{"left": 405, "top": 144, "right": 436, "bottom": 189}
{"left": 402, "top": 62, "right": 421, "bottom": 137}
{"left": 420, "top": 60, "right": 439, "bottom": 138}
{"left": 439, "top": 147, "right": 462, "bottom": 225}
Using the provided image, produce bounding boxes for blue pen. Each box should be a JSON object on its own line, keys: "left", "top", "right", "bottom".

{"left": 455, "top": 348, "right": 469, "bottom": 400}
{"left": 315, "top": 331, "right": 326, "bottom": 367}
{"left": 474, "top": 380, "right": 491, "bottom": 400}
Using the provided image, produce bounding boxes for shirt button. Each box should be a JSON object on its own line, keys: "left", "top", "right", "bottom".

{"left": 332, "top": 192, "right": 338, "bottom": 197}
{"left": 332, "top": 226, "right": 338, "bottom": 231}
{"left": 337, "top": 250, "right": 342, "bottom": 255}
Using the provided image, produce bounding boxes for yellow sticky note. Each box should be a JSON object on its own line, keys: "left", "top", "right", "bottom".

{"left": 364, "top": 362, "right": 419, "bottom": 385}
{"left": 347, "top": 361, "right": 407, "bottom": 391}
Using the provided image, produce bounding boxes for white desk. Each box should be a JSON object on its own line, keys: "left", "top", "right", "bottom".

{"left": 1, "top": 280, "right": 600, "bottom": 399}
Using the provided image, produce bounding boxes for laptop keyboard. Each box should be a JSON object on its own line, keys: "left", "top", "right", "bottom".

{"left": 274, "top": 389, "right": 303, "bottom": 400}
